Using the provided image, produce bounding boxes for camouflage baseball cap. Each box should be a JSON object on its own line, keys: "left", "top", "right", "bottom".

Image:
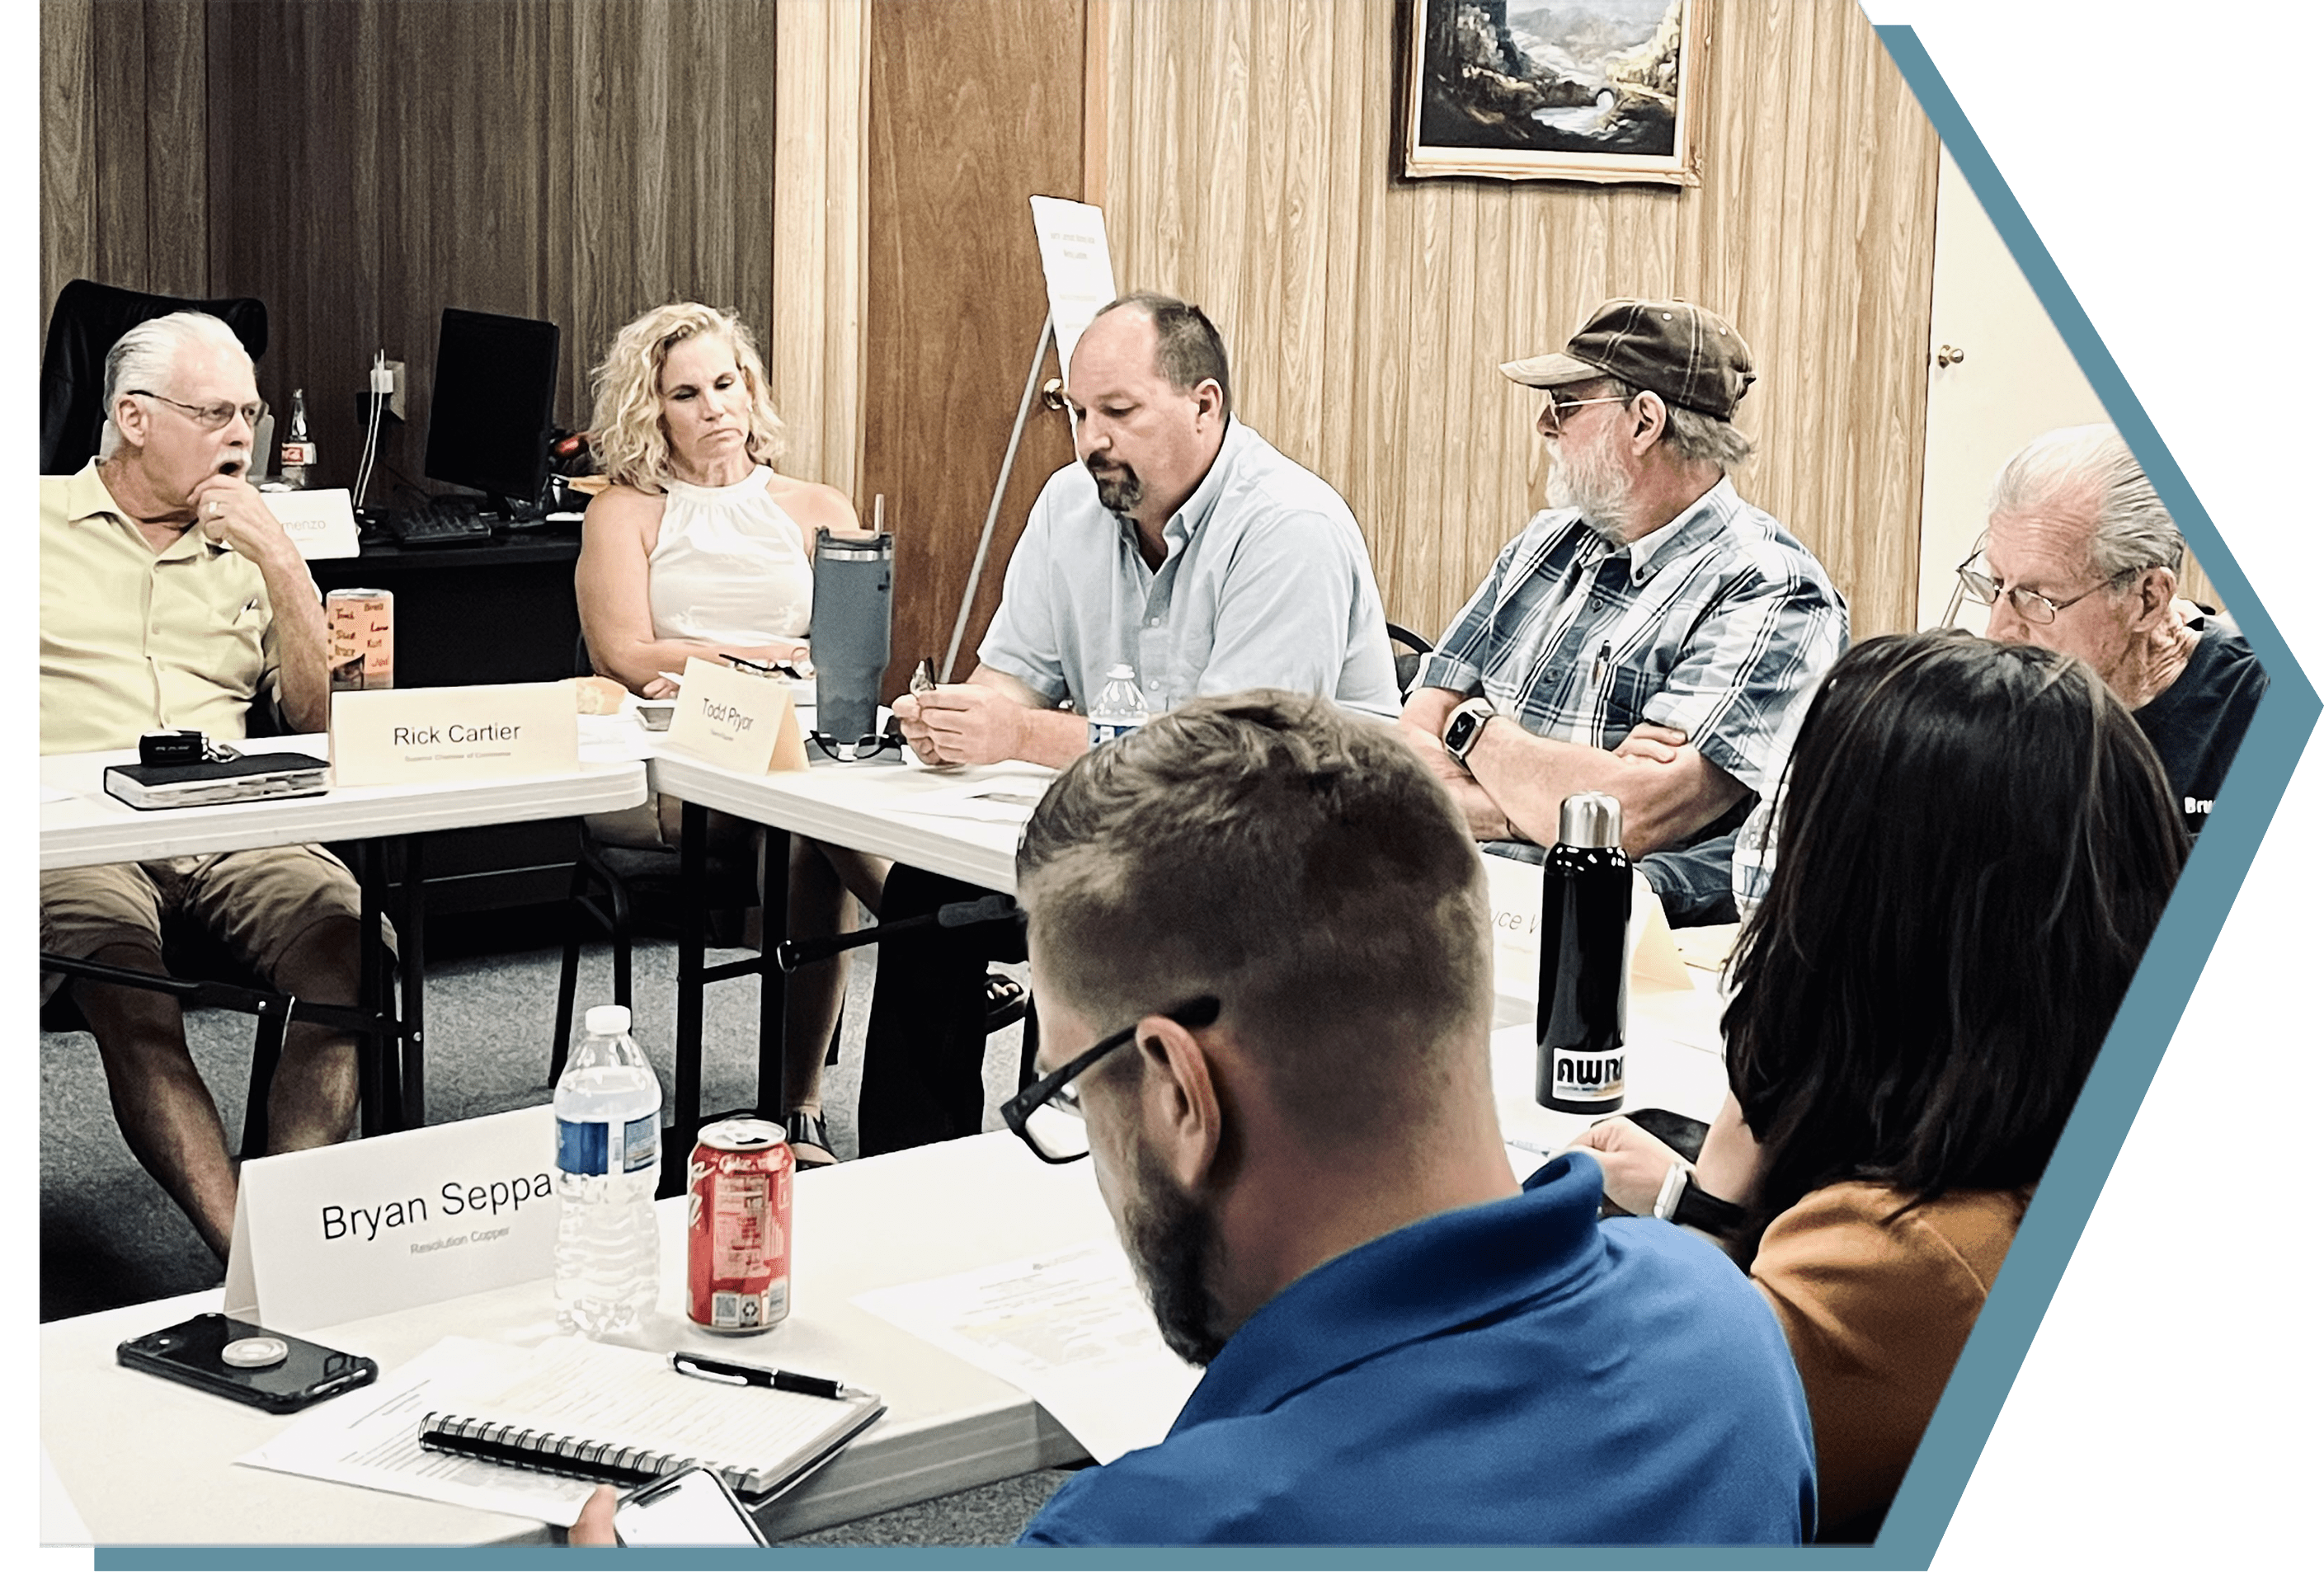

{"left": 1500, "top": 298, "right": 1756, "bottom": 420}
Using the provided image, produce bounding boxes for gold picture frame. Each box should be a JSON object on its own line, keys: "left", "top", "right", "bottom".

{"left": 1401, "top": 0, "right": 1710, "bottom": 186}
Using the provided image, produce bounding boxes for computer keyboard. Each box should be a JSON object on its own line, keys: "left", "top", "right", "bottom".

{"left": 378, "top": 498, "right": 494, "bottom": 548}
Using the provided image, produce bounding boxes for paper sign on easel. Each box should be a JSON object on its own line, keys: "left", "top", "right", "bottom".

{"left": 660, "top": 656, "right": 809, "bottom": 774}
{"left": 1482, "top": 853, "right": 1693, "bottom": 1004}
{"left": 223, "top": 1105, "right": 559, "bottom": 1333}
{"left": 331, "top": 682, "right": 580, "bottom": 786}
{"left": 1028, "top": 195, "right": 1118, "bottom": 378}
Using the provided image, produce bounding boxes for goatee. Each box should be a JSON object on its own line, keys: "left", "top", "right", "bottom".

{"left": 1089, "top": 458, "right": 1144, "bottom": 518}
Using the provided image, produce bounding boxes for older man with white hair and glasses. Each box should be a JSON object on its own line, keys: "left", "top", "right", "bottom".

{"left": 1400, "top": 298, "right": 1847, "bottom": 925}
{"left": 40, "top": 310, "right": 360, "bottom": 1260}
{"left": 1964, "top": 423, "right": 2267, "bottom": 835}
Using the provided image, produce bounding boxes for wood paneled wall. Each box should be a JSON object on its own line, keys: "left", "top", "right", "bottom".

{"left": 863, "top": 0, "right": 1087, "bottom": 694}
{"left": 1100, "top": 0, "right": 1941, "bottom": 639}
{"left": 40, "top": 0, "right": 213, "bottom": 316}
{"left": 39, "top": 1, "right": 872, "bottom": 502}
{"left": 771, "top": 0, "right": 870, "bottom": 497}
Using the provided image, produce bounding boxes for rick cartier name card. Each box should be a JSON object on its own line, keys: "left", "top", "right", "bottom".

{"left": 332, "top": 682, "right": 579, "bottom": 787}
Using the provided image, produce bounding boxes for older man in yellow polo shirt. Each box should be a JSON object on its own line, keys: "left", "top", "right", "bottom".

{"left": 41, "top": 311, "right": 363, "bottom": 1260}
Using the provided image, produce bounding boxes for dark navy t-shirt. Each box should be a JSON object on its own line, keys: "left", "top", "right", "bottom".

{"left": 2136, "top": 618, "right": 2267, "bottom": 834}
{"left": 1019, "top": 1154, "right": 1817, "bottom": 1547}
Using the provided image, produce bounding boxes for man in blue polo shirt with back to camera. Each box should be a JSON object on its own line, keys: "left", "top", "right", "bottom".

{"left": 1000, "top": 689, "right": 1815, "bottom": 1545}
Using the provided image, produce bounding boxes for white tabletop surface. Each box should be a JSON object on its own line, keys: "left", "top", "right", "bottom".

{"left": 40, "top": 735, "right": 649, "bottom": 871}
{"left": 41, "top": 967, "right": 1731, "bottom": 1548}
{"left": 647, "top": 748, "right": 1037, "bottom": 893}
{"left": 41, "top": 1135, "right": 1107, "bottom": 1547}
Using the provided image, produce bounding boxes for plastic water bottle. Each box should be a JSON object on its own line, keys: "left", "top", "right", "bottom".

{"left": 1087, "top": 663, "right": 1148, "bottom": 749}
{"left": 279, "top": 388, "right": 313, "bottom": 488}
{"left": 553, "top": 1004, "right": 663, "bottom": 1336}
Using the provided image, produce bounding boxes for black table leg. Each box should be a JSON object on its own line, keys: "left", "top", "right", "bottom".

{"left": 354, "top": 839, "right": 391, "bottom": 1135}
{"left": 395, "top": 834, "right": 427, "bottom": 1126}
{"left": 756, "top": 829, "right": 792, "bottom": 1124}
{"left": 667, "top": 799, "right": 708, "bottom": 1197}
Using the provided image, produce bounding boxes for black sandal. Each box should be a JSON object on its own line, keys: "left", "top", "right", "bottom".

{"left": 985, "top": 972, "right": 1028, "bottom": 1033}
{"left": 785, "top": 1108, "right": 836, "bottom": 1169}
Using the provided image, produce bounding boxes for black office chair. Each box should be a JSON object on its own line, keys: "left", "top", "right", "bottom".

{"left": 1387, "top": 621, "right": 1435, "bottom": 701}
{"left": 551, "top": 637, "right": 770, "bottom": 1080}
{"left": 41, "top": 280, "right": 271, "bottom": 475}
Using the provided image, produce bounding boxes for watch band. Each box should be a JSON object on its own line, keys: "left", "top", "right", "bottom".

{"left": 1672, "top": 1177, "right": 1748, "bottom": 1239}
{"left": 1441, "top": 698, "right": 1495, "bottom": 765}
{"left": 1650, "top": 1159, "right": 1691, "bottom": 1221}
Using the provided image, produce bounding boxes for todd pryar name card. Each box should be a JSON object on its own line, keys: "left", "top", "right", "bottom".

{"left": 660, "top": 656, "right": 809, "bottom": 774}
{"left": 224, "top": 1106, "right": 562, "bottom": 1333}
{"left": 332, "top": 682, "right": 579, "bottom": 787}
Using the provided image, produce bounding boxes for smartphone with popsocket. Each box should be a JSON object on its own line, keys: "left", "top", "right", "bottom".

{"left": 116, "top": 1313, "right": 379, "bottom": 1413}
{"left": 611, "top": 1465, "right": 769, "bottom": 1547}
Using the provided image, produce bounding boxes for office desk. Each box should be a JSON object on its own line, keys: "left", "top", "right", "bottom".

{"left": 40, "top": 991, "right": 1730, "bottom": 1547}
{"left": 40, "top": 740, "right": 648, "bottom": 1129}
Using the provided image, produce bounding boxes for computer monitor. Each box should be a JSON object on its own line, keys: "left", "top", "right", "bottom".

{"left": 423, "top": 307, "right": 561, "bottom": 517}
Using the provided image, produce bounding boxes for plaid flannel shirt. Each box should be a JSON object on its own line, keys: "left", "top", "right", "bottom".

{"left": 1414, "top": 478, "right": 1846, "bottom": 803}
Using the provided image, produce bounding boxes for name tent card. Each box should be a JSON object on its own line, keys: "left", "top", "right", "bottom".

{"left": 661, "top": 656, "right": 809, "bottom": 774}
{"left": 332, "top": 681, "right": 578, "bottom": 787}
{"left": 223, "top": 1105, "right": 559, "bottom": 1333}
{"left": 1481, "top": 853, "right": 1691, "bottom": 1001}
{"left": 263, "top": 487, "right": 361, "bottom": 559}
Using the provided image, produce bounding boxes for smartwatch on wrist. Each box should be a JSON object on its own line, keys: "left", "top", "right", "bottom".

{"left": 1440, "top": 698, "right": 1496, "bottom": 766}
{"left": 1650, "top": 1159, "right": 1748, "bottom": 1238}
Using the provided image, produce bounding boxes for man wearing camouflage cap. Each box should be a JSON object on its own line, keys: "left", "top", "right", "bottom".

{"left": 1400, "top": 299, "right": 1847, "bottom": 924}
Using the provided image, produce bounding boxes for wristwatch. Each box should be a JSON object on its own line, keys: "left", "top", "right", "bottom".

{"left": 1653, "top": 1159, "right": 1748, "bottom": 1238}
{"left": 1440, "top": 698, "right": 1497, "bottom": 766}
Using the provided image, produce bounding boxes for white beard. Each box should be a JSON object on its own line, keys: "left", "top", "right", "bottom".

{"left": 1544, "top": 434, "right": 1635, "bottom": 543}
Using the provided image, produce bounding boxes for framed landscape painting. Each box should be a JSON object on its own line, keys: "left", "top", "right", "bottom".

{"left": 1402, "top": 0, "right": 1710, "bottom": 185}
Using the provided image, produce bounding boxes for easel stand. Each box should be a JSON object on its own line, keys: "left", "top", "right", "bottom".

{"left": 943, "top": 315, "right": 1056, "bottom": 682}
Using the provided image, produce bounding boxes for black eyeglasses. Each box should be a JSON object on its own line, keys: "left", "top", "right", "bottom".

{"left": 807, "top": 730, "right": 905, "bottom": 762}
{"left": 129, "top": 390, "right": 264, "bottom": 431}
{"left": 1000, "top": 996, "right": 1221, "bottom": 1164}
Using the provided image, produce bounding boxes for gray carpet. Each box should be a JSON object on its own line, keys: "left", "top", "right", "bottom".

{"left": 39, "top": 903, "right": 1067, "bottom": 1544}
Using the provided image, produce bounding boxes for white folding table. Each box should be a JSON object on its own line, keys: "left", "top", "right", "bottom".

{"left": 40, "top": 738, "right": 648, "bottom": 1131}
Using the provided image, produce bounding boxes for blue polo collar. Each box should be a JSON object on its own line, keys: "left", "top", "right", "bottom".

{"left": 1170, "top": 1152, "right": 1609, "bottom": 1431}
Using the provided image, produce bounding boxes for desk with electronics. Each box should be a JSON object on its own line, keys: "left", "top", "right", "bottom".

{"left": 39, "top": 684, "right": 1738, "bottom": 1547}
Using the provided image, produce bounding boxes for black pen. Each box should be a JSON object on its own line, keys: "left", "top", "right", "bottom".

{"left": 670, "top": 1352, "right": 844, "bottom": 1399}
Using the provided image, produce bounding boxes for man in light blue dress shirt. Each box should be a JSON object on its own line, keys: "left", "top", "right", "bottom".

{"left": 891, "top": 292, "right": 1400, "bottom": 768}
{"left": 862, "top": 295, "right": 1400, "bottom": 1158}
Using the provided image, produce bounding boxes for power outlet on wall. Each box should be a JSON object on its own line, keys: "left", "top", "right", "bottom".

{"left": 365, "top": 358, "right": 407, "bottom": 424}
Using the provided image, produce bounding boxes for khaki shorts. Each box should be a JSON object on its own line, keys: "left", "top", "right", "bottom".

{"left": 40, "top": 844, "right": 367, "bottom": 1003}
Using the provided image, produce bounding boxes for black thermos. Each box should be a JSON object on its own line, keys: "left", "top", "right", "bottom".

{"left": 1536, "top": 790, "right": 1630, "bottom": 1115}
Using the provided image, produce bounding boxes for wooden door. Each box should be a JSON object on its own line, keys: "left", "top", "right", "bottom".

{"left": 1918, "top": 147, "right": 2219, "bottom": 628}
{"left": 863, "top": 0, "right": 1094, "bottom": 699}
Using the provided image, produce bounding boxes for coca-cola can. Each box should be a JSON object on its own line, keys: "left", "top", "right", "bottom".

{"left": 687, "top": 1118, "right": 793, "bottom": 1334}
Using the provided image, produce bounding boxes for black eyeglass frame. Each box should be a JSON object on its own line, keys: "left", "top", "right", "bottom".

{"left": 1000, "top": 995, "right": 1222, "bottom": 1165}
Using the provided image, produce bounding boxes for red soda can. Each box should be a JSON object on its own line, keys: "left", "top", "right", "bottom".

{"left": 687, "top": 1118, "right": 793, "bottom": 1333}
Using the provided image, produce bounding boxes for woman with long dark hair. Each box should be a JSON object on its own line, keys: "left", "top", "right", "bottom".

{"left": 1578, "top": 628, "right": 2188, "bottom": 1541}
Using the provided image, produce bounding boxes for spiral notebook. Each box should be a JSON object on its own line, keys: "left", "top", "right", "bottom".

{"left": 412, "top": 1338, "right": 883, "bottom": 1502}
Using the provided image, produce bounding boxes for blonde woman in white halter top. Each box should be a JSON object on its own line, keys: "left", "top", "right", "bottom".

{"left": 576, "top": 303, "right": 879, "bottom": 1167}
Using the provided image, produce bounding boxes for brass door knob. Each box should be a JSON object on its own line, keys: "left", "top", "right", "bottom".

{"left": 1040, "top": 378, "right": 1066, "bottom": 411}
{"left": 1935, "top": 344, "right": 1968, "bottom": 368}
